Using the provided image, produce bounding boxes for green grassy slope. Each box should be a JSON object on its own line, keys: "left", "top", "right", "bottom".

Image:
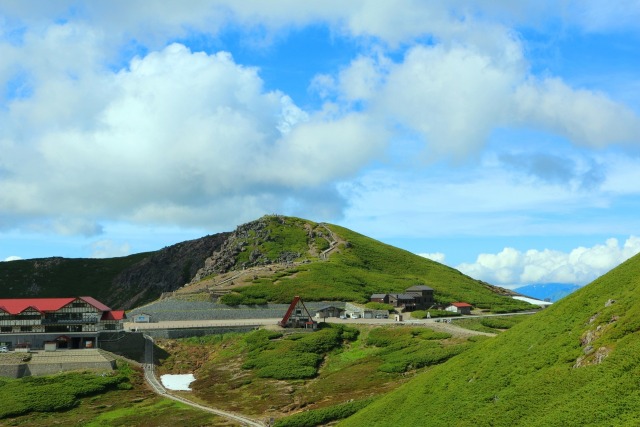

{"left": 340, "top": 253, "right": 640, "bottom": 426}
{"left": 228, "top": 219, "right": 531, "bottom": 312}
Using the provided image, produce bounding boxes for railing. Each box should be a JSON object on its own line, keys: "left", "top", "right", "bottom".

{"left": 42, "top": 318, "right": 99, "bottom": 324}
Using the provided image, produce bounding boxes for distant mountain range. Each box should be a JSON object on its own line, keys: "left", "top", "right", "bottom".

{"left": 514, "top": 283, "right": 582, "bottom": 302}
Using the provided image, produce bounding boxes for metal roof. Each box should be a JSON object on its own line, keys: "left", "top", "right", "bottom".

{"left": 405, "top": 285, "right": 434, "bottom": 291}
{"left": 0, "top": 297, "right": 112, "bottom": 315}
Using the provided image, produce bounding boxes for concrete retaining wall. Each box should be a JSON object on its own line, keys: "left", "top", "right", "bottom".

{"left": 27, "top": 361, "right": 115, "bottom": 376}
{"left": 0, "top": 360, "right": 115, "bottom": 379}
{"left": 0, "top": 363, "right": 27, "bottom": 378}
{"left": 99, "top": 332, "right": 146, "bottom": 363}
{"left": 142, "top": 325, "right": 258, "bottom": 340}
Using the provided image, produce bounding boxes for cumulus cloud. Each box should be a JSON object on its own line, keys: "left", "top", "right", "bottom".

{"left": 514, "top": 78, "right": 640, "bottom": 147}
{"left": 456, "top": 236, "right": 640, "bottom": 286}
{"left": 418, "top": 252, "right": 446, "bottom": 264}
{"left": 0, "top": 39, "right": 384, "bottom": 233}
{"left": 3, "top": 256, "right": 22, "bottom": 262}
{"left": 1, "top": 1, "right": 639, "bottom": 242}
{"left": 327, "top": 41, "right": 640, "bottom": 159}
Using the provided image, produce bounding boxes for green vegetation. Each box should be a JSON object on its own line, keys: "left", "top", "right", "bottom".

{"left": 156, "top": 324, "right": 479, "bottom": 419}
{"left": 2, "top": 362, "right": 225, "bottom": 426}
{"left": 453, "top": 315, "right": 529, "bottom": 334}
{"left": 235, "top": 216, "right": 315, "bottom": 266}
{"left": 0, "top": 367, "right": 132, "bottom": 419}
{"left": 365, "top": 327, "right": 468, "bottom": 373}
{"left": 340, "top": 253, "right": 640, "bottom": 426}
{"left": 225, "top": 220, "right": 533, "bottom": 313}
{"left": 242, "top": 325, "right": 359, "bottom": 379}
{"left": 274, "top": 397, "right": 375, "bottom": 427}
{"left": 82, "top": 398, "right": 221, "bottom": 427}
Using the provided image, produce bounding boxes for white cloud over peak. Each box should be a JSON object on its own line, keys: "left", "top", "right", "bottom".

{"left": 0, "top": 40, "right": 383, "bottom": 233}
{"left": 456, "top": 236, "right": 640, "bottom": 286}
{"left": 3, "top": 256, "right": 22, "bottom": 262}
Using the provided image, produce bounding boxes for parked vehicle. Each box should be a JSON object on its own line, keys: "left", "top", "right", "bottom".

{"left": 0, "top": 346, "right": 9, "bottom": 353}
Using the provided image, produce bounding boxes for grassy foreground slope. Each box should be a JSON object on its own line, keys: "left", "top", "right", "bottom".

{"left": 224, "top": 217, "right": 530, "bottom": 312}
{"left": 341, "top": 253, "right": 640, "bottom": 426}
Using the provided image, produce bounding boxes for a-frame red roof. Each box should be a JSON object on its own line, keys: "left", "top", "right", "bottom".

{"left": 0, "top": 297, "right": 112, "bottom": 315}
{"left": 79, "top": 296, "right": 111, "bottom": 312}
{"left": 101, "top": 310, "right": 126, "bottom": 321}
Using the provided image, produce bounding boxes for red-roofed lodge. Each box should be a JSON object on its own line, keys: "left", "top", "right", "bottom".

{"left": 0, "top": 297, "right": 125, "bottom": 350}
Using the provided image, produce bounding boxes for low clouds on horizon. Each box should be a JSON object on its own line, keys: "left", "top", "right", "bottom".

{"left": 421, "top": 236, "right": 640, "bottom": 287}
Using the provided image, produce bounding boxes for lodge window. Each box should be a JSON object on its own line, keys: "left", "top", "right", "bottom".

{"left": 0, "top": 327, "right": 11, "bottom": 333}
{"left": 4, "top": 314, "right": 40, "bottom": 320}
{"left": 20, "top": 326, "right": 32, "bottom": 332}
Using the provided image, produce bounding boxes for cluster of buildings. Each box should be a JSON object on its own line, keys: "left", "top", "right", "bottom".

{"left": 0, "top": 297, "right": 126, "bottom": 350}
{"left": 370, "top": 285, "right": 473, "bottom": 315}
{"left": 370, "top": 285, "right": 436, "bottom": 311}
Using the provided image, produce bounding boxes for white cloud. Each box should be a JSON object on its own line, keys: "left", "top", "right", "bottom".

{"left": 0, "top": 40, "right": 382, "bottom": 233}
{"left": 374, "top": 42, "right": 521, "bottom": 157}
{"left": 89, "top": 240, "right": 132, "bottom": 258}
{"left": 328, "top": 41, "right": 640, "bottom": 159}
{"left": 456, "top": 236, "right": 640, "bottom": 286}
{"left": 3, "top": 256, "right": 22, "bottom": 262}
{"left": 418, "top": 252, "right": 446, "bottom": 264}
{"left": 514, "top": 78, "right": 640, "bottom": 147}
{"left": 1, "top": 1, "right": 639, "bottom": 245}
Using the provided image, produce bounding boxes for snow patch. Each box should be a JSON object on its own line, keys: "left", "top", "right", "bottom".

{"left": 161, "top": 374, "right": 195, "bottom": 391}
{"left": 512, "top": 296, "right": 553, "bottom": 306}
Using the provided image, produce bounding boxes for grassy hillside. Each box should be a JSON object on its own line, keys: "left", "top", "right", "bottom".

{"left": 340, "top": 252, "right": 640, "bottom": 426}
{"left": 220, "top": 218, "right": 531, "bottom": 312}
{"left": 0, "top": 363, "right": 225, "bottom": 426}
{"left": 155, "top": 323, "right": 480, "bottom": 422}
{"left": 1, "top": 214, "right": 530, "bottom": 312}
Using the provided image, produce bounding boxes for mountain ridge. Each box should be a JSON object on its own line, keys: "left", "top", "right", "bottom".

{"left": 0, "top": 215, "right": 529, "bottom": 312}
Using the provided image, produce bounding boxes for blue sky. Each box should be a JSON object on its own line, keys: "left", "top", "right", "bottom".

{"left": 1, "top": 1, "right": 640, "bottom": 289}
